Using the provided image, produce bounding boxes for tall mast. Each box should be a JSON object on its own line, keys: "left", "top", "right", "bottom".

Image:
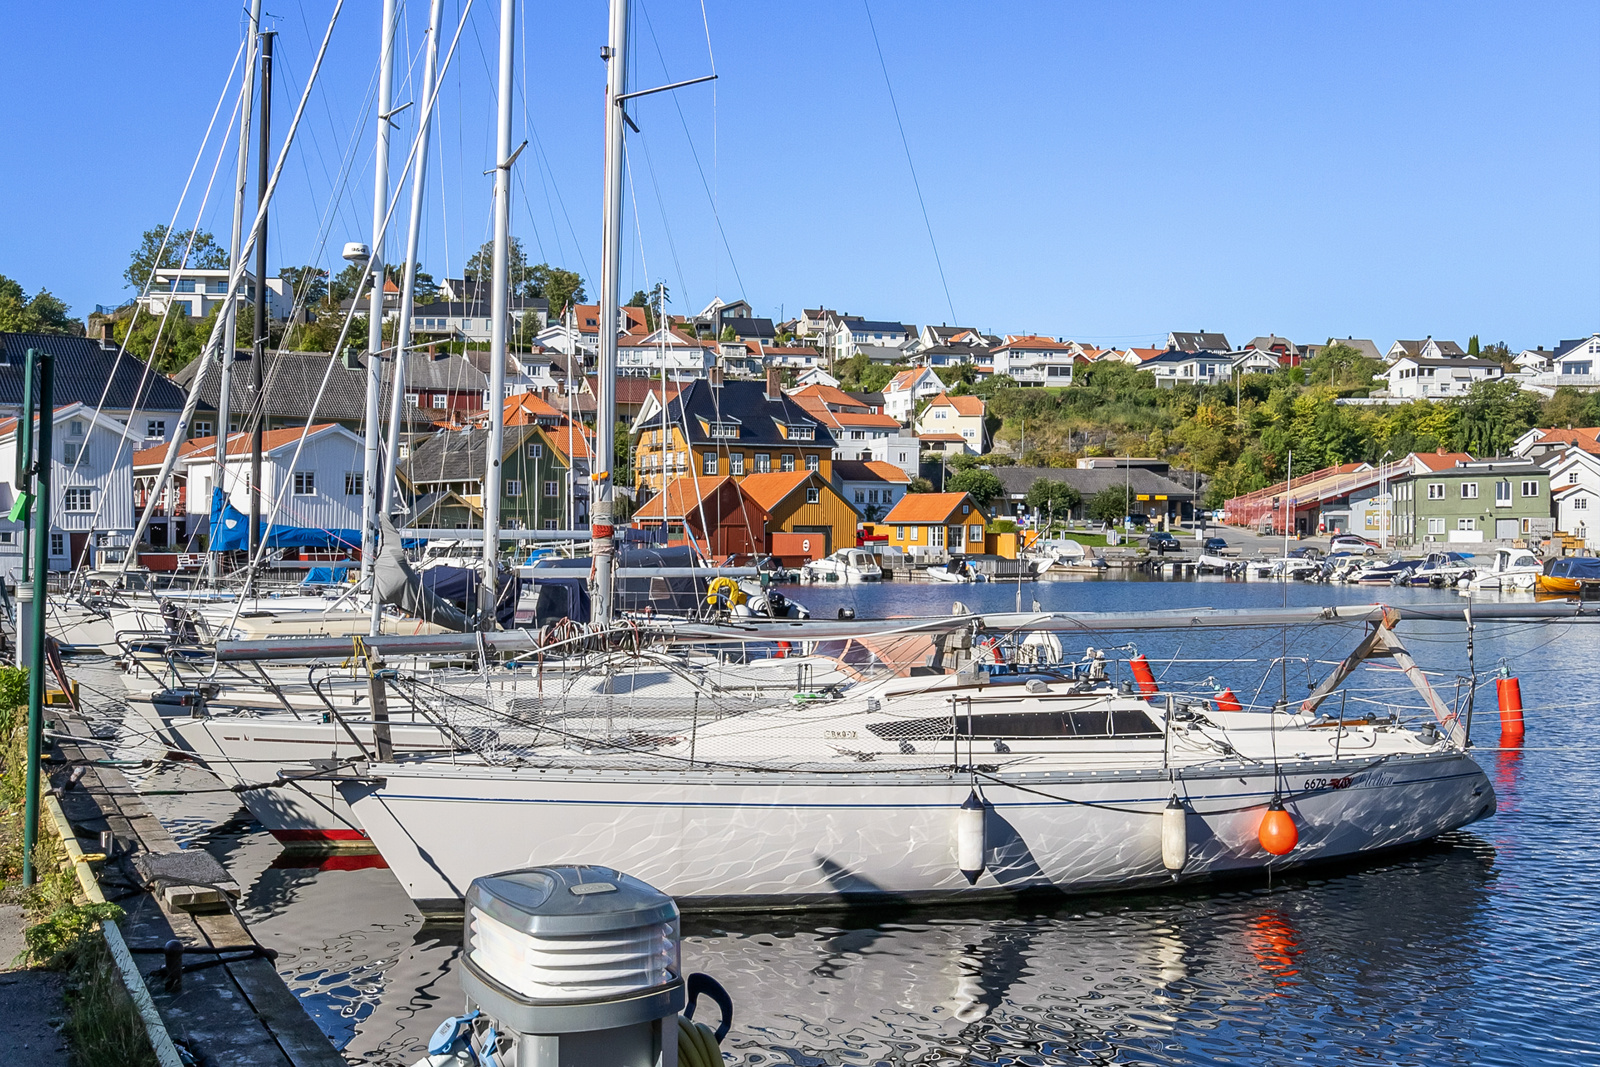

{"left": 592, "top": 0, "right": 629, "bottom": 626}
{"left": 249, "top": 31, "right": 275, "bottom": 556}
{"left": 373, "top": 0, "right": 445, "bottom": 635}
{"left": 216, "top": 0, "right": 261, "bottom": 583}
{"left": 478, "top": 0, "right": 515, "bottom": 628}
{"left": 360, "top": 0, "right": 400, "bottom": 589}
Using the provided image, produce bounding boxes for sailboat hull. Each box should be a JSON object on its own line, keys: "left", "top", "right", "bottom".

{"left": 341, "top": 749, "right": 1493, "bottom": 912}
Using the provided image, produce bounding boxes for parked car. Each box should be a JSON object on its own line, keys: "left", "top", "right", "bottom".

{"left": 1126, "top": 514, "right": 1150, "bottom": 529}
{"left": 1147, "top": 531, "right": 1181, "bottom": 554}
{"left": 1202, "top": 537, "right": 1230, "bottom": 555}
{"left": 1329, "top": 534, "right": 1379, "bottom": 555}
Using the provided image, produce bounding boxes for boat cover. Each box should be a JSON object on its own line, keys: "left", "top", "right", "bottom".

{"left": 208, "top": 488, "right": 360, "bottom": 550}
{"left": 372, "top": 517, "right": 516, "bottom": 630}
{"left": 1546, "top": 556, "right": 1600, "bottom": 579}
{"left": 531, "top": 544, "right": 701, "bottom": 613}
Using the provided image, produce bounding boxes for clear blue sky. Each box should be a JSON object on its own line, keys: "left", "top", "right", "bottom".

{"left": 1, "top": 1, "right": 1595, "bottom": 351}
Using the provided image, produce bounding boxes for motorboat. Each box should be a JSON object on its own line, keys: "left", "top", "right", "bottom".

{"left": 1406, "top": 551, "right": 1476, "bottom": 588}
{"left": 800, "top": 548, "right": 884, "bottom": 584}
{"left": 1536, "top": 555, "right": 1600, "bottom": 596}
{"left": 1355, "top": 557, "right": 1419, "bottom": 585}
{"left": 1464, "top": 548, "right": 1543, "bottom": 592}
{"left": 333, "top": 619, "right": 1493, "bottom": 913}
{"left": 925, "top": 558, "right": 987, "bottom": 583}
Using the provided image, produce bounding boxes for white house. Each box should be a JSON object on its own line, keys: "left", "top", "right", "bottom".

{"left": 1145, "top": 350, "right": 1234, "bottom": 387}
{"left": 860, "top": 433, "right": 921, "bottom": 478}
{"left": 180, "top": 424, "right": 368, "bottom": 545}
{"left": 1231, "top": 349, "right": 1282, "bottom": 376}
{"left": 831, "top": 459, "right": 911, "bottom": 521}
{"left": 833, "top": 318, "right": 914, "bottom": 354}
{"left": 138, "top": 267, "right": 291, "bottom": 321}
{"left": 1385, "top": 338, "right": 1468, "bottom": 363}
{"left": 616, "top": 327, "right": 716, "bottom": 380}
{"left": 0, "top": 403, "right": 138, "bottom": 576}
{"left": 1549, "top": 448, "right": 1600, "bottom": 548}
{"left": 1383, "top": 355, "right": 1503, "bottom": 399}
{"left": 883, "top": 366, "right": 944, "bottom": 424}
{"left": 989, "top": 335, "right": 1080, "bottom": 386}
{"left": 410, "top": 298, "right": 548, "bottom": 346}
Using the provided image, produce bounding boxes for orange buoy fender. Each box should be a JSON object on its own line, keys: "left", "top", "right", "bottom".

{"left": 1497, "top": 675, "right": 1525, "bottom": 744}
{"left": 776, "top": 640, "right": 790, "bottom": 659}
{"left": 1259, "top": 798, "right": 1298, "bottom": 856}
{"left": 1129, "top": 654, "right": 1158, "bottom": 695}
{"left": 1215, "top": 687, "right": 1242, "bottom": 712}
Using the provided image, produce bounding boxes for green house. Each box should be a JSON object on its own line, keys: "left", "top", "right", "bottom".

{"left": 1392, "top": 458, "right": 1550, "bottom": 546}
{"left": 401, "top": 422, "right": 591, "bottom": 533}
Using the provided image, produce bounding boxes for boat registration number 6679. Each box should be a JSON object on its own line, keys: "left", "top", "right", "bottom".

{"left": 1302, "top": 775, "right": 1355, "bottom": 792}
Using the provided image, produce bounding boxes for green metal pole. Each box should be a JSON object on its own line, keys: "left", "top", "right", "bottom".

{"left": 16, "top": 353, "right": 33, "bottom": 587}
{"left": 21, "top": 348, "right": 52, "bottom": 887}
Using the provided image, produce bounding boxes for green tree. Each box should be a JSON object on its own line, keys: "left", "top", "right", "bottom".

{"left": 907, "top": 476, "right": 935, "bottom": 494}
{"left": 948, "top": 468, "right": 1002, "bottom": 507}
{"left": 1087, "top": 486, "right": 1131, "bottom": 525}
{"left": 1453, "top": 378, "right": 1538, "bottom": 456}
{"left": 1467, "top": 335, "right": 1480, "bottom": 357}
{"left": 0, "top": 274, "right": 79, "bottom": 334}
{"left": 329, "top": 262, "right": 366, "bottom": 304}
{"left": 1024, "top": 477, "right": 1081, "bottom": 518}
{"left": 464, "top": 239, "right": 585, "bottom": 310}
{"left": 528, "top": 262, "right": 585, "bottom": 312}
{"left": 124, "top": 224, "right": 227, "bottom": 290}
{"left": 278, "top": 265, "right": 329, "bottom": 309}
{"left": 719, "top": 324, "right": 736, "bottom": 342}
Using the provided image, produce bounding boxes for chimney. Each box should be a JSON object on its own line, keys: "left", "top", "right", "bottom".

{"left": 709, "top": 363, "right": 723, "bottom": 388}
{"left": 766, "top": 366, "right": 783, "bottom": 401}
{"left": 100, "top": 321, "right": 116, "bottom": 350}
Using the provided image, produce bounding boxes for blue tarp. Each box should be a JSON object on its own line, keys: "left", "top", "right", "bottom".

{"left": 301, "top": 566, "right": 349, "bottom": 585}
{"left": 419, "top": 563, "right": 519, "bottom": 629}
{"left": 208, "top": 488, "right": 361, "bottom": 551}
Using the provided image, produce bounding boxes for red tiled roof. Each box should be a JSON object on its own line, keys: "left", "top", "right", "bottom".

{"left": 833, "top": 459, "right": 911, "bottom": 484}
{"left": 134, "top": 424, "right": 342, "bottom": 467}
{"left": 737, "top": 470, "right": 816, "bottom": 511}
{"left": 503, "top": 392, "right": 565, "bottom": 425}
{"left": 633, "top": 475, "right": 738, "bottom": 520}
{"left": 884, "top": 492, "right": 977, "bottom": 524}
{"left": 919, "top": 433, "right": 968, "bottom": 443}
{"left": 789, "top": 383, "right": 865, "bottom": 410}
{"left": 926, "top": 393, "right": 984, "bottom": 417}
{"left": 1126, "top": 347, "right": 1166, "bottom": 362}
{"left": 1411, "top": 451, "right": 1474, "bottom": 472}
{"left": 996, "top": 335, "right": 1070, "bottom": 351}
{"left": 887, "top": 368, "right": 929, "bottom": 392}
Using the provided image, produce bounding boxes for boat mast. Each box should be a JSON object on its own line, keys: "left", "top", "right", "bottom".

{"left": 373, "top": 0, "right": 445, "bottom": 636}
{"left": 360, "top": 0, "right": 400, "bottom": 590}
{"left": 215, "top": 0, "right": 261, "bottom": 585}
{"left": 477, "top": 0, "right": 515, "bottom": 628}
{"left": 249, "top": 31, "right": 275, "bottom": 559}
{"left": 592, "top": 0, "right": 629, "bottom": 627}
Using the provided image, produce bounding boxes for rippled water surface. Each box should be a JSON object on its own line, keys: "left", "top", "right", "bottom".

{"left": 86, "top": 579, "right": 1600, "bottom": 1065}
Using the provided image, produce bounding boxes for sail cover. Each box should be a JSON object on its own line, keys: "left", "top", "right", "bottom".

{"left": 372, "top": 517, "right": 517, "bottom": 630}
{"left": 208, "top": 487, "right": 360, "bottom": 551}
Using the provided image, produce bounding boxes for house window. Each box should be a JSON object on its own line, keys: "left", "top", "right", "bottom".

{"left": 805, "top": 487, "right": 819, "bottom": 504}
{"left": 293, "top": 471, "right": 315, "bottom": 495}
{"left": 709, "top": 422, "right": 739, "bottom": 439}
{"left": 755, "top": 453, "right": 771, "bottom": 473}
{"left": 703, "top": 453, "right": 718, "bottom": 476}
{"left": 1576, "top": 497, "right": 1589, "bottom": 511}
{"left": 544, "top": 481, "right": 559, "bottom": 497}
{"left": 730, "top": 453, "right": 745, "bottom": 476}
{"left": 1495, "top": 480, "right": 1511, "bottom": 505}
{"left": 1458, "top": 518, "right": 1476, "bottom": 531}
{"left": 433, "top": 394, "right": 448, "bottom": 408}
{"left": 910, "top": 526, "right": 920, "bottom": 542}
{"left": 70, "top": 420, "right": 85, "bottom": 438}
{"left": 62, "top": 442, "right": 80, "bottom": 464}
{"left": 1461, "top": 483, "right": 1478, "bottom": 500}
{"left": 969, "top": 524, "right": 984, "bottom": 543}
{"left": 1427, "top": 483, "right": 1445, "bottom": 500}
{"left": 867, "top": 489, "right": 878, "bottom": 504}
{"left": 855, "top": 490, "right": 866, "bottom": 503}
{"left": 63, "top": 488, "right": 93, "bottom": 511}
{"left": 527, "top": 443, "right": 543, "bottom": 459}
{"left": 175, "top": 279, "right": 195, "bottom": 294}
{"left": 805, "top": 454, "right": 820, "bottom": 472}
{"left": 788, "top": 424, "right": 815, "bottom": 441}
{"left": 147, "top": 420, "right": 166, "bottom": 439}
{"left": 50, "top": 533, "right": 64, "bottom": 556}
{"left": 544, "top": 519, "right": 559, "bottom": 530}
{"left": 931, "top": 526, "right": 945, "bottom": 548}
{"left": 0, "top": 532, "right": 10, "bottom": 545}
{"left": 896, "top": 526, "right": 905, "bottom": 540}
{"left": 506, "top": 480, "right": 523, "bottom": 497}
{"left": 192, "top": 420, "right": 213, "bottom": 438}
{"left": 780, "top": 454, "right": 796, "bottom": 473}
{"left": 344, "top": 472, "right": 363, "bottom": 496}
{"left": 406, "top": 393, "right": 420, "bottom": 406}
{"left": 1570, "top": 472, "right": 1580, "bottom": 485}
{"left": 1428, "top": 518, "right": 1445, "bottom": 535}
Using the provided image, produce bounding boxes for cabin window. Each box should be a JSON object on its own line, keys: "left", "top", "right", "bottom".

{"left": 865, "top": 708, "right": 1161, "bottom": 742}
{"left": 1460, "top": 482, "right": 1478, "bottom": 500}
{"left": 703, "top": 453, "right": 718, "bottom": 476}
{"left": 805, "top": 487, "right": 819, "bottom": 504}
{"left": 1428, "top": 483, "right": 1444, "bottom": 499}
{"left": 806, "top": 454, "right": 820, "bottom": 472}
{"left": 781, "top": 454, "right": 795, "bottom": 473}
{"left": 730, "top": 453, "right": 745, "bottom": 476}
{"left": 544, "top": 481, "right": 559, "bottom": 497}
{"left": 344, "top": 472, "right": 362, "bottom": 496}
{"left": 63, "top": 488, "right": 93, "bottom": 511}
{"left": 293, "top": 472, "right": 315, "bottom": 495}
{"left": 755, "top": 453, "right": 771, "bottom": 473}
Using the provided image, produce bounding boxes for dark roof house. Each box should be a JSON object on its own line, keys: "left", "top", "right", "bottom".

{"left": 0, "top": 331, "right": 192, "bottom": 415}
{"left": 646, "top": 375, "right": 838, "bottom": 452}
{"left": 172, "top": 349, "right": 435, "bottom": 430}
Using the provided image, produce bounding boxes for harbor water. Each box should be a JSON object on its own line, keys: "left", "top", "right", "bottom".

{"left": 84, "top": 577, "right": 1600, "bottom": 1066}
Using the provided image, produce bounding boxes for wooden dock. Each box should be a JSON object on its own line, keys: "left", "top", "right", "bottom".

{"left": 46, "top": 715, "right": 344, "bottom": 1067}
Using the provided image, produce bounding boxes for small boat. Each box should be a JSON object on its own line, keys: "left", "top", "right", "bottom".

{"left": 1464, "top": 548, "right": 1543, "bottom": 592}
{"left": 1536, "top": 555, "right": 1600, "bottom": 596}
{"left": 800, "top": 548, "right": 883, "bottom": 584}
{"left": 1355, "top": 558, "right": 1419, "bottom": 585}
{"left": 1195, "top": 554, "right": 1240, "bottom": 575}
{"left": 1407, "top": 551, "right": 1476, "bottom": 588}
{"left": 925, "top": 558, "right": 986, "bottom": 583}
